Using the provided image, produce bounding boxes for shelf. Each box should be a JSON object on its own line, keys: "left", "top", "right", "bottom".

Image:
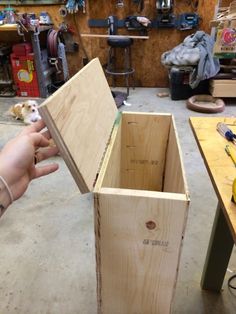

{"left": 0, "top": 24, "right": 17, "bottom": 31}
{"left": 0, "top": 24, "right": 52, "bottom": 32}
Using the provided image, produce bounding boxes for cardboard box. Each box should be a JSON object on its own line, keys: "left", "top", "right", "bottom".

{"left": 213, "top": 27, "right": 236, "bottom": 58}
{"left": 39, "top": 58, "right": 190, "bottom": 314}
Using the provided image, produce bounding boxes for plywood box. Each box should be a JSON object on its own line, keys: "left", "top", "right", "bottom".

{"left": 210, "top": 79, "right": 236, "bottom": 97}
{"left": 39, "top": 58, "right": 190, "bottom": 314}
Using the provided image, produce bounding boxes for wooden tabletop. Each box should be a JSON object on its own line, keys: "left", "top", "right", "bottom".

{"left": 190, "top": 117, "right": 236, "bottom": 241}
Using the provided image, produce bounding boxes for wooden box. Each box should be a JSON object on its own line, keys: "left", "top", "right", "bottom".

{"left": 39, "top": 58, "right": 189, "bottom": 314}
{"left": 210, "top": 79, "right": 236, "bottom": 97}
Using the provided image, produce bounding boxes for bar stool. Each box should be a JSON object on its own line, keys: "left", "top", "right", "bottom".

{"left": 105, "top": 37, "right": 135, "bottom": 97}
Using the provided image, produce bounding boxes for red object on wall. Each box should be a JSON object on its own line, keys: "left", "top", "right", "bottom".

{"left": 10, "top": 43, "right": 40, "bottom": 97}
{"left": 12, "top": 43, "right": 32, "bottom": 57}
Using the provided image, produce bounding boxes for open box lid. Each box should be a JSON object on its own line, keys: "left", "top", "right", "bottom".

{"left": 39, "top": 58, "right": 118, "bottom": 193}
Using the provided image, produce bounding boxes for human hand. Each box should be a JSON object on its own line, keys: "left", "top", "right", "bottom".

{"left": 0, "top": 120, "right": 59, "bottom": 202}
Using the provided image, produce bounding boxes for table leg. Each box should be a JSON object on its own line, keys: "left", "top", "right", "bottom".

{"left": 201, "top": 202, "right": 234, "bottom": 292}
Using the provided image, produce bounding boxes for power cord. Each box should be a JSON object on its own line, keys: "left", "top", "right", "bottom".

{"left": 228, "top": 274, "right": 236, "bottom": 290}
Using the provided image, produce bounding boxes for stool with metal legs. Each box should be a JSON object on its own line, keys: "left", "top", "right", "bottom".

{"left": 105, "top": 36, "right": 135, "bottom": 96}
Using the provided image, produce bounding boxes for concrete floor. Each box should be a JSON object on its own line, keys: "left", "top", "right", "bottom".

{"left": 0, "top": 89, "right": 236, "bottom": 313}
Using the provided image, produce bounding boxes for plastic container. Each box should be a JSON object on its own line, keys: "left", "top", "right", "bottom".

{"left": 10, "top": 52, "right": 40, "bottom": 97}
{"left": 169, "top": 67, "right": 210, "bottom": 100}
{"left": 12, "top": 43, "right": 32, "bottom": 57}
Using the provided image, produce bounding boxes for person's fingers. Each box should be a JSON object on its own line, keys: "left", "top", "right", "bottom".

{"left": 33, "top": 163, "right": 59, "bottom": 179}
{"left": 35, "top": 146, "right": 59, "bottom": 163}
{"left": 29, "top": 133, "right": 50, "bottom": 148}
{"left": 20, "top": 120, "right": 46, "bottom": 136}
{"left": 41, "top": 130, "right": 51, "bottom": 140}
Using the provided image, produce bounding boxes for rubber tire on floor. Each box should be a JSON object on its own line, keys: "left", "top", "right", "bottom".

{"left": 186, "top": 95, "right": 225, "bottom": 113}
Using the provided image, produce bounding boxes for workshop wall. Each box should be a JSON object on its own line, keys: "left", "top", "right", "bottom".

{"left": 85, "top": 0, "right": 219, "bottom": 87}
{"left": 221, "top": 0, "right": 232, "bottom": 6}
{"left": 0, "top": 0, "right": 218, "bottom": 87}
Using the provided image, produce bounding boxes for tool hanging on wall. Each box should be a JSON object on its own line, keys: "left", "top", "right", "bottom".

{"left": 124, "top": 16, "right": 151, "bottom": 35}
{"left": 47, "top": 29, "right": 70, "bottom": 81}
{"left": 59, "top": 6, "right": 68, "bottom": 18}
{"left": 59, "top": 23, "right": 79, "bottom": 53}
{"left": 58, "top": 42, "right": 69, "bottom": 81}
{"left": 156, "top": 0, "right": 173, "bottom": 12}
{"left": 88, "top": 0, "right": 199, "bottom": 31}
{"left": 156, "top": 0, "right": 175, "bottom": 28}
{"left": 58, "top": 0, "right": 89, "bottom": 66}
{"left": 176, "top": 13, "right": 199, "bottom": 30}
{"left": 65, "top": 0, "right": 86, "bottom": 14}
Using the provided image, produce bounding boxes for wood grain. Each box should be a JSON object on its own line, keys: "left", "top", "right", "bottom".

{"left": 189, "top": 117, "right": 236, "bottom": 241}
{"left": 94, "top": 189, "right": 189, "bottom": 314}
{"left": 100, "top": 114, "right": 123, "bottom": 189}
{"left": 39, "top": 58, "right": 117, "bottom": 193}
{"left": 120, "top": 112, "right": 171, "bottom": 191}
{"left": 164, "top": 117, "right": 189, "bottom": 195}
{"left": 211, "top": 80, "right": 236, "bottom": 85}
{"left": 96, "top": 112, "right": 173, "bottom": 191}
{"left": 210, "top": 80, "right": 236, "bottom": 97}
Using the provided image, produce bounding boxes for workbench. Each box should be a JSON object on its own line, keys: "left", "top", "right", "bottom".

{"left": 190, "top": 117, "right": 236, "bottom": 292}
{"left": 0, "top": 23, "right": 52, "bottom": 98}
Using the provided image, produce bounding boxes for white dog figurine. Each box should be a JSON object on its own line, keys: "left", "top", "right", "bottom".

{"left": 10, "top": 100, "right": 41, "bottom": 124}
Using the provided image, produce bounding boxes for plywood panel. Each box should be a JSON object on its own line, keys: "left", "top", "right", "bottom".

{"left": 220, "top": 0, "right": 232, "bottom": 6}
{"left": 210, "top": 79, "right": 236, "bottom": 97}
{"left": 100, "top": 115, "right": 123, "bottom": 188}
{"left": 120, "top": 112, "right": 171, "bottom": 191}
{"left": 94, "top": 189, "right": 189, "bottom": 314}
{"left": 164, "top": 118, "right": 188, "bottom": 195}
{"left": 39, "top": 58, "right": 117, "bottom": 193}
{"left": 198, "top": 0, "right": 219, "bottom": 33}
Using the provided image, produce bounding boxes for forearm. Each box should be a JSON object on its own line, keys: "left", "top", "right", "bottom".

{"left": 0, "top": 175, "right": 14, "bottom": 217}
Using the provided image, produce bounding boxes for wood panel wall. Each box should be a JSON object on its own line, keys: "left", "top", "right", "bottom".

{"left": 0, "top": 0, "right": 218, "bottom": 87}
{"left": 220, "top": 0, "right": 233, "bottom": 6}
